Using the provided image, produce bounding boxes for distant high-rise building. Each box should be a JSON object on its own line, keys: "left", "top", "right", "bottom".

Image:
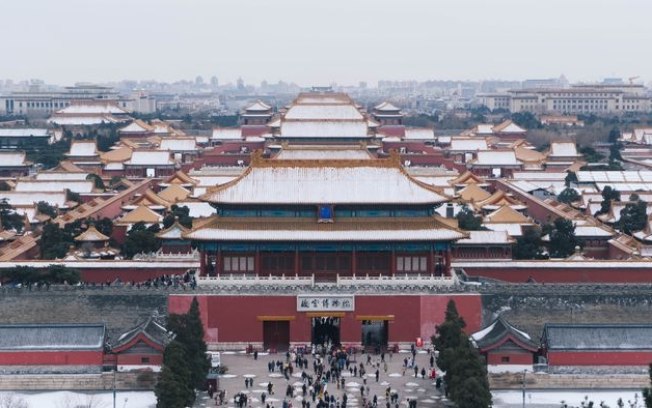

{"left": 211, "top": 76, "right": 219, "bottom": 87}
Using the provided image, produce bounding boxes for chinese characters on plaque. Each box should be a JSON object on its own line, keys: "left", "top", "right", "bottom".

{"left": 297, "top": 295, "right": 355, "bottom": 312}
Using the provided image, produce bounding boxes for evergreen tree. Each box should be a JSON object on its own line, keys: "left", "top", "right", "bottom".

{"left": 618, "top": 194, "right": 648, "bottom": 234}
{"left": 433, "top": 300, "right": 466, "bottom": 373}
{"left": 455, "top": 206, "right": 483, "bottom": 231}
{"left": 596, "top": 186, "right": 620, "bottom": 216}
{"left": 40, "top": 222, "right": 74, "bottom": 259}
{"left": 557, "top": 188, "right": 580, "bottom": 205}
{"left": 155, "top": 341, "right": 194, "bottom": 407}
{"left": 36, "top": 201, "right": 58, "bottom": 219}
{"left": 163, "top": 205, "right": 193, "bottom": 229}
{"left": 513, "top": 227, "right": 547, "bottom": 260}
{"left": 548, "top": 218, "right": 578, "bottom": 258}
{"left": 121, "top": 222, "right": 161, "bottom": 258}
{"left": 167, "top": 297, "right": 210, "bottom": 390}
{"left": 0, "top": 198, "right": 25, "bottom": 233}
{"left": 643, "top": 363, "right": 652, "bottom": 408}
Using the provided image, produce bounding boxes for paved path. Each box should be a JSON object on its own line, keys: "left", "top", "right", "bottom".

{"left": 194, "top": 349, "right": 449, "bottom": 408}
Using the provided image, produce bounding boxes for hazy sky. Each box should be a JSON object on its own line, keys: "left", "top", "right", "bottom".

{"left": 1, "top": 0, "right": 650, "bottom": 86}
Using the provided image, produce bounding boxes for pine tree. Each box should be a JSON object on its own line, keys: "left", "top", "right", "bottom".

{"left": 433, "top": 300, "right": 466, "bottom": 373}
{"left": 643, "top": 363, "right": 652, "bottom": 408}
{"left": 155, "top": 341, "right": 194, "bottom": 407}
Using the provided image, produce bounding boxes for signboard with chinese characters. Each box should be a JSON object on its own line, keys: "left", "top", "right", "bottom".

{"left": 297, "top": 295, "right": 355, "bottom": 312}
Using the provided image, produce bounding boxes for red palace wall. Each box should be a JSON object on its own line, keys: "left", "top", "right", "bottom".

{"left": 116, "top": 354, "right": 163, "bottom": 366}
{"left": 486, "top": 351, "right": 533, "bottom": 365}
{"left": 0, "top": 351, "right": 104, "bottom": 365}
{"left": 460, "top": 264, "right": 652, "bottom": 283}
{"left": 547, "top": 351, "right": 652, "bottom": 366}
{"left": 168, "top": 294, "right": 482, "bottom": 346}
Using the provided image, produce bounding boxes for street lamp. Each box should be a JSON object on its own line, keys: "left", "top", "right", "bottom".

{"left": 521, "top": 369, "right": 528, "bottom": 408}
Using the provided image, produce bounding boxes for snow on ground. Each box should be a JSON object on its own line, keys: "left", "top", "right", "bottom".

{"left": 0, "top": 391, "right": 156, "bottom": 408}
{"left": 493, "top": 389, "right": 643, "bottom": 407}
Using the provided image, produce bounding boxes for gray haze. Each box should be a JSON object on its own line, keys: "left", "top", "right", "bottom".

{"left": 1, "top": 0, "right": 650, "bottom": 86}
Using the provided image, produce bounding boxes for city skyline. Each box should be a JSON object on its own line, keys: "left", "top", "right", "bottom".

{"left": 1, "top": 0, "right": 650, "bottom": 86}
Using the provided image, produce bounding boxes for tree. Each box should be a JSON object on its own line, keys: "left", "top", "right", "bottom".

{"left": 155, "top": 341, "right": 194, "bottom": 407}
{"left": 511, "top": 112, "right": 542, "bottom": 129}
{"left": 579, "top": 146, "right": 605, "bottom": 163}
{"left": 564, "top": 171, "right": 578, "bottom": 188}
{"left": 432, "top": 300, "right": 491, "bottom": 408}
{"left": 86, "top": 173, "right": 105, "bottom": 190}
{"left": 455, "top": 206, "right": 484, "bottom": 231}
{"left": 121, "top": 222, "right": 161, "bottom": 259}
{"left": 557, "top": 188, "right": 581, "bottom": 205}
{"left": 643, "top": 363, "right": 652, "bottom": 408}
{"left": 92, "top": 217, "right": 114, "bottom": 238}
{"left": 433, "top": 300, "right": 466, "bottom": 373}
{"left": 548, "top": 218, "right": 579, "bottom": 258}
{"left": 167, "top": 297, "right": 210, "bottom": 390}
{"left": 163, "top": 205, "right": 193, "bottom": 229}
{"left": 0, "top": 199, "right": 24, "bottom": 232}
{"left": 40, "top": 222, "right": 73, "bottom": 259}
{"left": 513, "top": 227, "right": 547, "bottom": 260}
{"left": 608, "top": 127, "right": 621, "bottom": 144}
{"left": 596, "top": 186, "right": 621, "bottom": 216}
{"left": 619, "top": 194, "right": 648, "bottom": 234}
{"left": 36, "top": 201, "right": 58, "bottom": 219}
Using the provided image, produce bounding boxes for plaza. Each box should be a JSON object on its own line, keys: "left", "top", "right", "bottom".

{"left": 194, "top": 349, "right": 449, "bottom": 408}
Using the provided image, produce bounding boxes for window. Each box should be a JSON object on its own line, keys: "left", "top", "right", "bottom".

{"left": 396, "top": 256, "right": 428, "bottom": 273}
{"left": 501, "top": 356, "right": 510, "bottom": 363}
{"left": 223, "top": 255, "right": 254, "bottom": 272}
{"left": 141, "top": 357, "right": 150, "bottom": 364}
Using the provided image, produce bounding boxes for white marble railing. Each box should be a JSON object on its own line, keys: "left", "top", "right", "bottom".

{"left": 198, "top": 274, "right": 315, "bottom": 286}
{"left": 197, "top": 273, "right": 457, "bottom": 287}
{"left": 336, "top": 273, "right": 458, "bottom": 286}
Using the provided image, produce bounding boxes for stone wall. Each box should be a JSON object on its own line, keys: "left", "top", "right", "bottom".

{"left": 480, "top": 284, "right": 652, "bottom": 340}
{"left": 0, "top": 287, "right": 169, "bottom": 340}
{"left": 0, "top": 372, "right": 156, "bottom": 391}
{"left": 489, "top": 372, "right": 649, "bottom": 390}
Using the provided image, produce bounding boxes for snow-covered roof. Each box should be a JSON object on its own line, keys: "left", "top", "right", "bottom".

{"left": 483, "top": 223, "right": 524, "bottom": 237}
{"left": 544, "top": 324, "right": 652, "bottom": 350}
{"left": 284, "top": 104, "right": 364, "bottom": 120}
{"left": 0, "top": 128, "right": 49, "bottom": 138}
{"left": 55, "top": 103, "right": 127, "bottom": 115}
{"left": 549, "top": 142, "right": 579, "bottom": 157}
{"left": 475, "top": 124, "right": 495, "bottom": 135}
{"left": 104, "top": 162, "right": 124, "bottom": 170}
{"left": 0, "top": 324, "right": 105, "bottom": 351}
{"left": 201, "top": 159, "right": 449, "bottom": 205}
{"left": 156, "top": 222, "right": 190, "bottom": 240}
{"left": 173, "top": 202, "right": 215, "bottom": 218}
{"left": 119, "top": 120, "right": 153, "bottom": 133}
{"left": 374, "top": 102, "right": 401, "bottom": 112}
{"left": 14, "top": 180, "right": 94, "bottom": 194}
{"left": 186, "top": 217, "right": 465, "bottom": 242}
{"left": 2, "top": 192, "right": 68, "bottom": 208}
{"left": 211, "top": 128, "right": 242, "bottom": 140}
{"left": 159, "top": 138, "right": 197, "bottom": 152}
{"left": 449, "top": 138, "right": 488, "bottom": 151}
{"left": 36, "top": 172, "right": 89, "bottom": 181}
{"left": 279, "top": 121, "right": 370, "bottom": 138}
{"left": 67, "top": 141, "right": 98, "bottom": 157}
{"left": 74, "top": 226, "right": 110, "bottom": 242}
{"left": 0, "top": 151, "right": 28, "bottom": 166}
{"left": 512, "top": 172, "right": 568, "bottom": 181}
{"left": 275, "top": 148, "right": 371, "bottom": 160}
{"left": 48, "top": 116, "right": 126, "bottom": 126}
{"left": 245, "top": 100, "right": 272, "bottom": 112}
{"left": 577, "top": 171, "right": 652, "bottom": 184}
{"left": 456, "top": 230, "right": 514, "bottom": 245}
{"left": 125, "top": 151, "right": 173, "bottom": 166}
{"left": 404, "top": 128, "right": 435, "bottom": 140}
{"left": 473, "top": 150, "right": 521, "bottom": 166}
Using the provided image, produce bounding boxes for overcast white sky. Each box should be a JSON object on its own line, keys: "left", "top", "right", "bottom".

{"left": 0, "top": 0, "right": 650, "bottom": 86}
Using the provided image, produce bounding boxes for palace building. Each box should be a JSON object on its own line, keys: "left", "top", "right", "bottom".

{"left": 167, "top": 91, "right": 481, "bottom": 351}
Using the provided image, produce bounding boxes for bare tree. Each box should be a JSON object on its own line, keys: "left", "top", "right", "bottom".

{"left": 0, "top": 393, "right": 29, "bottom": 408}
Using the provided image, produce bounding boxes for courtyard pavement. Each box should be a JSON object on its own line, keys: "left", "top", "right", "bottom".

{"left": 193, "top": 349, "right": 449, "bottom": 408}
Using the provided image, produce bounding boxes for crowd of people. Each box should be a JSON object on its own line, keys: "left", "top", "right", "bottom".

{"left": 212, "top": 344, "right": 440, "bottom": 408}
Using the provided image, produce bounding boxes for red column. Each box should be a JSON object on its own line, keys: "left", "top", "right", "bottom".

{"left": 199, "top": 250, "right": 207, "bottom": 276}
{"left": 255, "top": 248, "right": 261, "bottom": 276}
{"left": 351, "top": 248, "right": 357, "bottom": 276}
{"left": 390, "top": 248, "right": 397, "bottom": 275}
{"left": 428, "top": 248, "right": 434, "bottom": 275}
{"left": 216, "top": 247, "right": 222, "bottom": 276}
{"left": 445, "top": 248, "right": 452, "bottom": 276}
{"left": 294, "top": 248, "right": 300, "bottom": 275}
